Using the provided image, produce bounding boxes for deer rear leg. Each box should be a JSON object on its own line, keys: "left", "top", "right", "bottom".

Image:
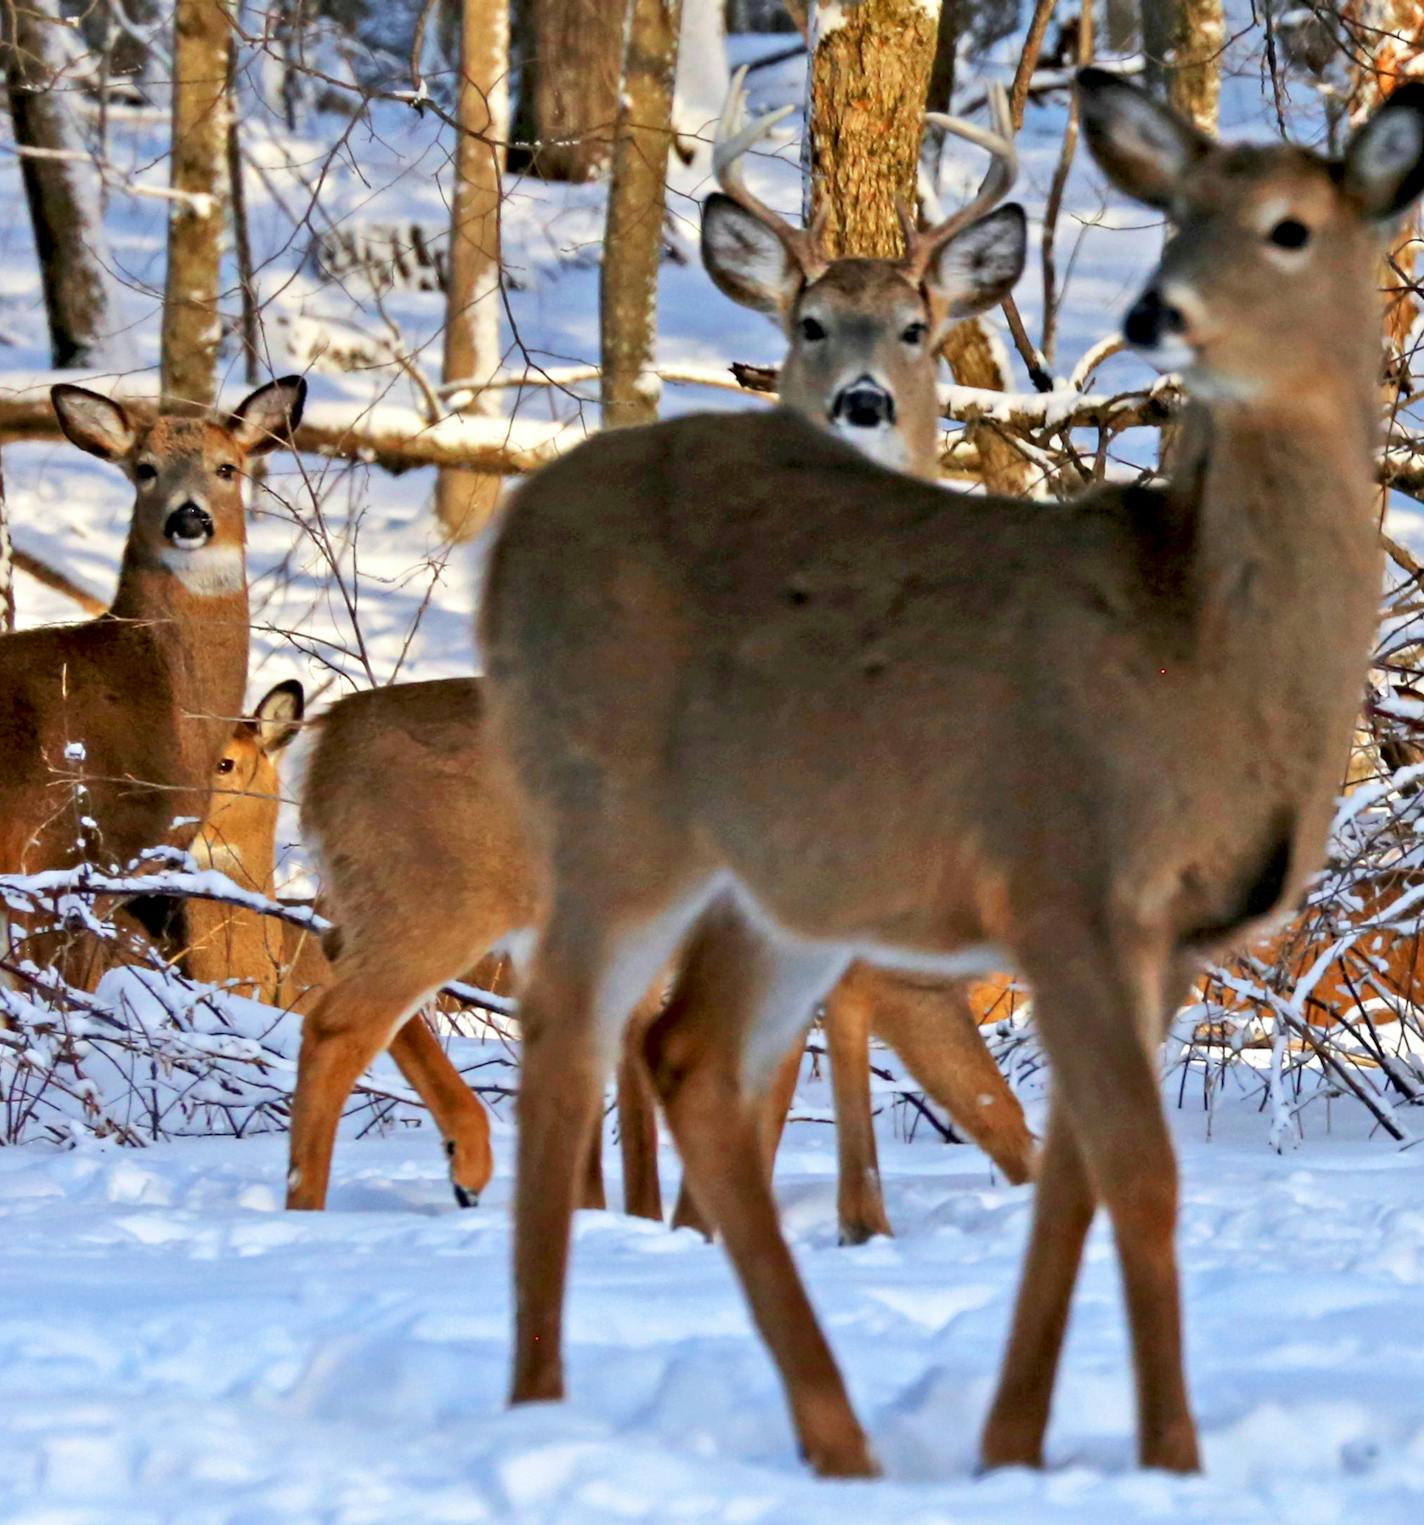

{"left": 642, "top": 903, "right": 874, "bottom": 1478}
{"left": 287, "top": 969, "right": 433, "bottom": 1210}
{"left": 979, "top": 1098, "right": 1094, "bottom": 1468}
{"left": 864, "top": 967, "right": 1037, "bottom": 1187}
{"left": 618, "top": 987, "right": 666, "bottom": 1219}
{"left": 509, "top": 917, "right": 620, "bottom": 1406}
{"left": 669, "top": 1024, "right": 804, "bottom": 1238}
{"left": 825, "top": 967, "right": 893, "bottom": 1245}
{"left": 387, "top": 1014, "right": 494, "bottom": 1207}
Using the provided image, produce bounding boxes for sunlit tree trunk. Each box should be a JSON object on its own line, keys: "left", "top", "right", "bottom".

{"left": 435, "top": 0, "right": 510, "bottom": 540}
{"left": 600, "top": 0, "right": 684, "bottom": 427}
{"left": 1142, "top": 0, "right": 1224, "bottom": 130}
{"left": 161, "top": 0, "right": 231, "bottom": 411}
{"left": 2, "top": 0, "right": 130, "bottom": 368}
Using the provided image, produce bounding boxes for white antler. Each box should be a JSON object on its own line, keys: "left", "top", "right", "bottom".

{"left": 713, "top": 66, "right": 827, "bottom": 281}
{"left": 905, "top": 82, "right": 1019, "bottom": 277}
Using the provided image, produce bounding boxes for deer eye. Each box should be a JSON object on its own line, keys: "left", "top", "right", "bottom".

{"left": 216, "top": 758, "right": 236, "bottom": 775}
{"left": 216, "top": 463, "right": 237, "bottom": 481}
{"left": 135, "top": 463, "right": 158, "bottom": 484}
{"left": 901, "top": 321, "right": 928, "bottom": 345}
{"left": 798, "top": 316, "right": 827, "bottom": 342}
{"left": 1267, "top": 218, "right": 1310, "bottom": 251}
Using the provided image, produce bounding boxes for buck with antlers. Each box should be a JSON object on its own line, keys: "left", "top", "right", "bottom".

{"left": 0, "top": 379, "right": 305, "bottom": 977}
{"left": 479, "top": 71, "right": 1424, "bottom": 1475}
{"left": 282, "top": 81, "right": 1034, "bottom": 1218}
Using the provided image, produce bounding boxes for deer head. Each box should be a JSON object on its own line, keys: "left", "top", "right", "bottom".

{"left": 700, "top": 70, "right": 1024, "bottom": 476}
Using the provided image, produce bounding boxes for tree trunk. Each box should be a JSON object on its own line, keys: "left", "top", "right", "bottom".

{"left": 1141, "top": 0, "right": 1224, "bottom": 130}
{"left": 435, "top": 0, "right": 510, "bottom": 541}
{"left": 1344, "top": 2, "right": 1424, "bottom": 362}
{"left": 0, "top": 451, "right": 13, "bottom": 633}
{"left": 161, "top": 0, "right": 231, "bottom": 412}
{"left": 2, "top": 0, "right": 130, "bottom": 369}
{"left": 512, "top": 0, "right": 624, "bottom": 182}
{"left": 600, "top": 0, "right": 684, "bottom": 428}
{"left": 805, "top": 0, "right": 940, "bottom": 259}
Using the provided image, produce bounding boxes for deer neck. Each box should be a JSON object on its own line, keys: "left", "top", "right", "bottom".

{"left": 107, "top": 545, "right": 251, "bottom": 765}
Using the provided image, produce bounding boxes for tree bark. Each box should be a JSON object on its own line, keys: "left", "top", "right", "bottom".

{"left": 513, "top": 0, "right": 624, "bottom": 182}
{"left": 435, "top": 0, "right": 510, "bottom": 541}
{"left": 2, "top": 0, "right": 129, "bottom": 369}
{"left": 1141, "top": 0, "right": 1224, "bottom": 130}
{"left": 805, "top": 0, "right": 940, "bottom": 259}
{"left": 161, "top": 0, "right": 231, "bottom": 412}
{"left": 0, "top": 450, "right": 12, "bottom": 633}
{"left": 600, "top": 0, "right": 683, "bottom": 428}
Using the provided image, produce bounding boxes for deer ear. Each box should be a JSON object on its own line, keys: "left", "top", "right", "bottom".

{"left": 1077, "top": 68, "right": 1210, "bottom": 210}
{"left": 701, "top": 193, "right": 803, "bottom": 318}
{"left": 1342, "top": 82, "right": 1424, "bottom": 224}
{"left": 230, "top": 375, "right": 306, "bottom": 457}
{"left": 253, "top": 679, "right": 305, "bottom": 753}
{"left": 51, "top": 385, "right": 137, "bottom": 461}
{"left": 925, "top": 204, "right": 1027, "bottom": 326}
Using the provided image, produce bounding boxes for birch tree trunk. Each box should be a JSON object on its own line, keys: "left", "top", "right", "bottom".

{"left": 1141, "top": 0, "right": 1224, "bottom": 130}
{"left": 2, "top": 0, "right": 129, "bottom": 368}
{"left": 161, "top": 0, "right": 231, "bottom": 411}
{"left": 1344, "top": 2, "right": 1424, "bottom": 360}
{"left": 600, "top": 0, "right": 683, "bottom": 428}
{"left": 514, "top": 0, "right": 624, "bottom": 182}
{"left": 435, "top": 0, "right": 510, "bottom": 541}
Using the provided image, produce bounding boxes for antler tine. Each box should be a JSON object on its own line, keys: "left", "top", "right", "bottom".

{"left": 908, "top": 81, "right": 1019, "bottom": 277}
{"left": 712, "top": 65, "right": 825, "bottom": 279}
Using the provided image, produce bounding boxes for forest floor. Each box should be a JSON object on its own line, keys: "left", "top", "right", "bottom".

{"left": 4, "top": 1087, "right": 1424, "bottom": 1522}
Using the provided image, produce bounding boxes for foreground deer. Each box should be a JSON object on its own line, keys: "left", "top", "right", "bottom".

{"left": 0, "top": 379, "right": 304, "bottom": 974}
{"left": 480, "top": 71, "right": 1424, "bottom": 1475}
{"left": 285, "top": 85, "right": 1035, "bottom": 1216}
{"left": 184, "top": 680, "right": 327, "bottom": 1011}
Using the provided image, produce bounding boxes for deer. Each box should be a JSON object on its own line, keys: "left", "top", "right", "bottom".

{"left": 282, "top": 80, "right": 1036, "bottom": 1220}
{"left": 183, "top": 679, "right": 328, "bottom": 1012}
{"left": 477, "top": 69, "right": 1424, "bottom": 1477}
{"left": 0, "top": 378, "right": 305, "bottom": 981}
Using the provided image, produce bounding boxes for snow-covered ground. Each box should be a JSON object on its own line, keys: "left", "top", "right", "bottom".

{"left": 4, "top": 1090, "right": 1424, "bottom": 1523}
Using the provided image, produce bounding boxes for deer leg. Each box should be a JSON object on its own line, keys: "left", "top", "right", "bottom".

{"left": 642, "top": 904, "right": 874, "bottom": 1478}
{"left": 509, "top": 913, "right": 632, "bottom": 1406}
{"left": 984, "top": 946, "right": 1199, "bottom": 1473}
{"left": 670, "top": 1022, "right": 804, "bottom": 1238}
{"left": 387, "top": 1014, "right": 494, "bottom": 1208}
{"left": 579, "top": 1093, "right": 609, "bottom": 1211}
{"left": 824, "top": 968, "right": 892, "bottom": 1245}
{"left": 864, "top": 968, "right": 1037, "bottom": 1186}
{"left": 287, "top": 968, "right": 434, "bottom": 1211}
{"left": 979, "top": 1098, "right": 1094, "bottom": 1468}
{"left": 618, "top": 986, "right": 666, "bottom": 1219}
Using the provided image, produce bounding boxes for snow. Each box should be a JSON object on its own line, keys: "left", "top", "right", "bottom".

{"left": 3, "top": 1092, "right": 1424, "bottom": 1520}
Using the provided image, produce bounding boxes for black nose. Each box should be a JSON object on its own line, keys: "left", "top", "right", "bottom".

{"left": 1123, "top": 288, "right": 1186, "bottom": 349}
{"left": 831, "top": 377, "right": 896, "bottom": 430}
{"left": 164, "top": 502, "right": 214, "bottom": 546}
